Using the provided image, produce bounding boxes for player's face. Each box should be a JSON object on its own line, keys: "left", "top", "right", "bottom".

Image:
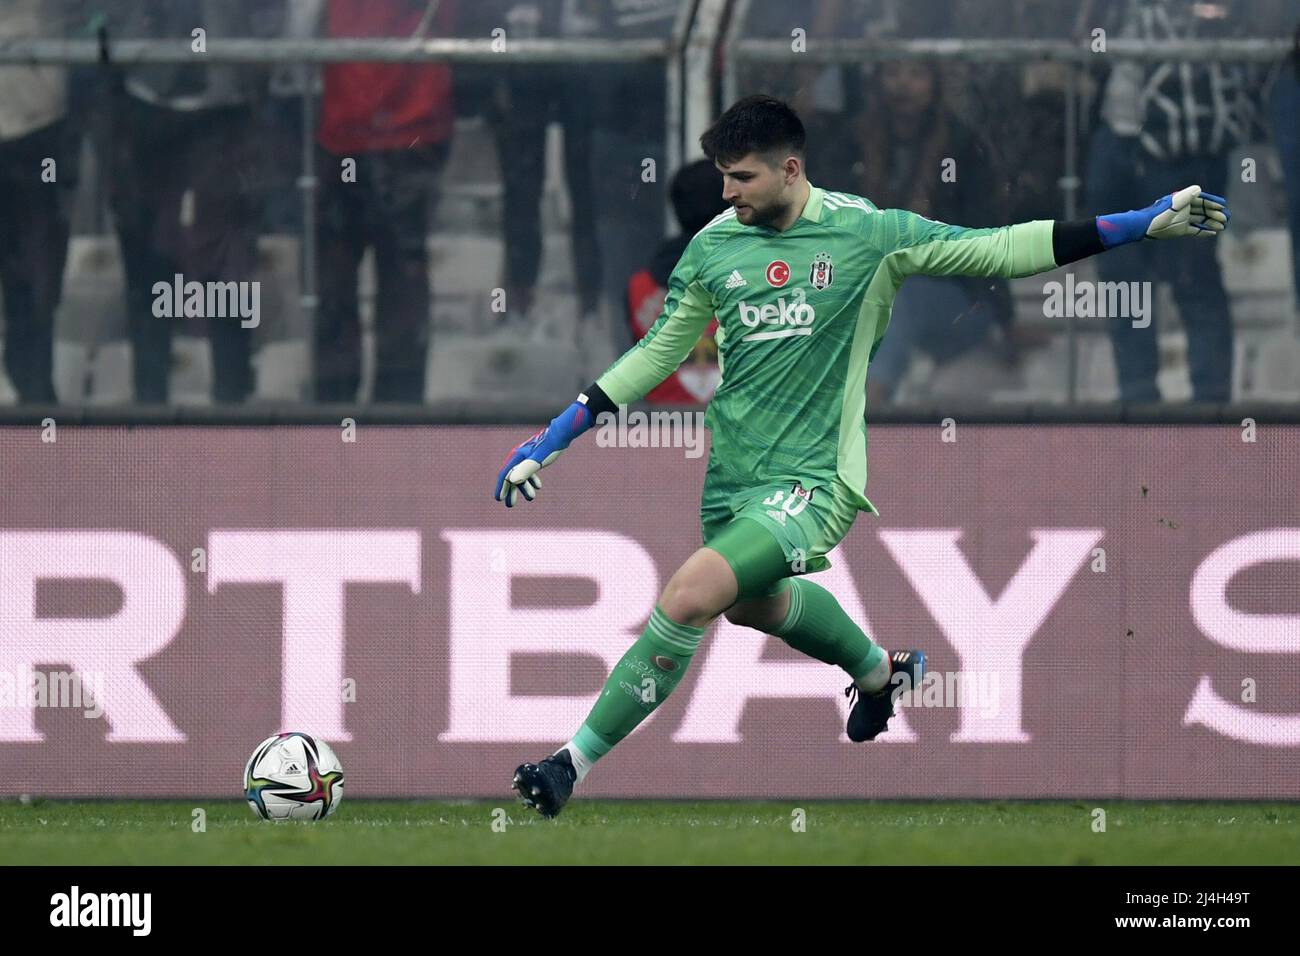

{"left": 716, "top": 153, "right": 798, "bottom": 227}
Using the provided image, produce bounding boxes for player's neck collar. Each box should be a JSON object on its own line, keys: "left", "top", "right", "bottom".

{"left": 800, "top": 183, "right": 825, "bottom": 224}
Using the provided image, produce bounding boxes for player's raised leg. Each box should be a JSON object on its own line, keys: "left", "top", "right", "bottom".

{"left": 706, "top": 504, "right": 926, "bottom": 742}
{"left": 721, "top": 557, "right": 925, "bottom": 743}
{"left": 512, "top": 546, "right": 738, "bottom": 818}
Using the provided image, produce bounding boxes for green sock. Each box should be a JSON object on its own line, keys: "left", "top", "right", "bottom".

{"left": 571, "top": 605, "right": 704, "bottom": 765}
{"left": 772, "top": 578, "right": 885, "bottom": 680}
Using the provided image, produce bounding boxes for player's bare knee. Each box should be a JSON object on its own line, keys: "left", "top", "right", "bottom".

{"left": 658, "top": 578, "right": 717, "bottom": 628}
{"left": 660, "top": 561, "right": 733, "bottom": 629}
{"left": 659, "top": 553, "right": 736, "bottom": 627}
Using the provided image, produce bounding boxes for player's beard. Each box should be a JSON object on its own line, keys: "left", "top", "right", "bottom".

{"left": 739, "top": 196, "right": 788, "bottom": 228}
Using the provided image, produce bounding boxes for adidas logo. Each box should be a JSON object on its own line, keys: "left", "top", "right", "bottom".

{"left": 725, "top": 270, "right": 746, "bottom": 289}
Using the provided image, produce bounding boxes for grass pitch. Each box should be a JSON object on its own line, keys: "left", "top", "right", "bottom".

{"left": 1, "top": 799, "right": 1297, "bottom": 865}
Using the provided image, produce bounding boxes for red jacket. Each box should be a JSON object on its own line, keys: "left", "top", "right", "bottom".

{"left": 318, "top": 0, "right": 456, "bottom": 154}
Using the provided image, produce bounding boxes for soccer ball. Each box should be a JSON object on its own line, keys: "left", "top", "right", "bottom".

{"left": 243, "top": 732, "right": 345, "bottom": 821}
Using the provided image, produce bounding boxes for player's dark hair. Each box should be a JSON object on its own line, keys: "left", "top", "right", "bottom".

{"left": 699, "top": 95, "right": 806, "bottom": 168}
{"left": 669, "top": 159, "right": 728, "bottom": 235}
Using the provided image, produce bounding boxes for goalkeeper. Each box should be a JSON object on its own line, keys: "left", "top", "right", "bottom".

{"left": 495, "top": 95, "right": 1230, "bottom": 818}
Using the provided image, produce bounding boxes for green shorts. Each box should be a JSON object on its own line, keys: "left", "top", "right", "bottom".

{"left": 700, "top": 457, "right": 863, "bottom": 599}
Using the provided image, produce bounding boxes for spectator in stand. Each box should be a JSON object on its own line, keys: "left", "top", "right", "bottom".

{"left": 1085, "top": 0, "right": 1255, "bottom": 403}
{"left": 0, "top": 0, "right": 72, "bottom": 404}
{"left": 625, "top": 160, "right": 726, "bottom": 405}
{"left": 1272, "top": 21, "right": 1300, "bottom": 318}
{"left": 849, "top": 60, "right": 1041, "bottom": 407}
{"left": 464, "top": 0, "right": 676, "bottom": 354}
{"left": 314, "top": 0, "right": 456, "bottom": 403}
{"left": 586, "top": 0, "right": 678, "bottom": 354}
{"left": 97, "top": 0, "right": 272, "bottom": 404}
{"left": 474, "top": 0, "right": 602, "bottom": 340}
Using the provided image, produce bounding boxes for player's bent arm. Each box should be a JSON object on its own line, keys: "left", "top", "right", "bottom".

{"left": 596, "top": 280, "right": 715, "bottom": 405}
{"left": 493, "top": 238, "right": 716, "bottom": 508}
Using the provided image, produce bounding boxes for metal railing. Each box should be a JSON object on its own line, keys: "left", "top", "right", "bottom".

{"left": 0, "top": 36, "right": 672, "bottom": 64}
{"left": 1, "top": 400, "right": 1298, "bottom": 426}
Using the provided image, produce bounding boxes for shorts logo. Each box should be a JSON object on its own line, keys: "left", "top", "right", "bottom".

{"left": 765, "top": 260, "right": 790, "bottom": 287}
{"left": 809, "top": 251, "right": 833, "bottom": 290}
{"left": 652, "top": 655, "right": 679, "bottom": 672}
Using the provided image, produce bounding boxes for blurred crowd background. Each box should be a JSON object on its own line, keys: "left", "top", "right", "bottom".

{"left": 0, "top": 0, "right": 1298, "bottom": 411}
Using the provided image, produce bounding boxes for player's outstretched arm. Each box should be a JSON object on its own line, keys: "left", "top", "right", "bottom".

{"left": 493, "top": 234, "right": 717, "bottom": 509}
{"left": 879, "top": 184, "right": 1231, "bottom": 283}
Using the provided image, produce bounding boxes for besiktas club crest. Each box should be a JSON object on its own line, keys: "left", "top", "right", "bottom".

{"left": 809, "top": 251, "right": 834, "bottom": 290}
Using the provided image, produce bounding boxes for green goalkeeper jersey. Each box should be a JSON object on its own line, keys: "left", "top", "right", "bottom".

{"left": 596, "top": 184, "right": 1058, "bottom": 513}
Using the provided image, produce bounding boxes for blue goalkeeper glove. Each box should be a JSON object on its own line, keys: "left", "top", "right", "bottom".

{"left": 1096, "top": 184, "right": 1230, "bottom": 249}
{"left": 494, "top": 398, "right": 597, "bottom": 508}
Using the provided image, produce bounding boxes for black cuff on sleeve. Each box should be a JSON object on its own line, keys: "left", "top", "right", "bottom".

{"left": 1052, "top": 219, "right": 1106, "bottom": 266}
{"left": 579, "top": 382, "right": 617, "bottom": 418}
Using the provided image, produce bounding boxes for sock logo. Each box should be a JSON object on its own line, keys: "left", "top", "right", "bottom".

{"left": 652, "top": 655, "right": 679, "bottom": 672}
